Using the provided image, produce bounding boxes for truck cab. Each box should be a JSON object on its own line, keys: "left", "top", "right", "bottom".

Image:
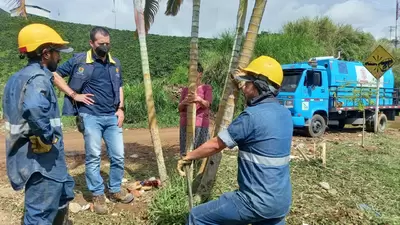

{"left": 278, "top": 58, "right": 329, "bottom": 137}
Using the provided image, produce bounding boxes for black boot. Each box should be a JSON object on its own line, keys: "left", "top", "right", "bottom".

{"left": 52, "top": 205, "right": 71, "bottom": 225}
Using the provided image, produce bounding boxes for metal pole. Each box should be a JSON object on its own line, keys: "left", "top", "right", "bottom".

{"left": 374, "top": 79, "right": 380, "bottom": 133}
{"left": 113, "top": 0, "right": 116, "bottom": 29}
{"left": 394, "top": 20, "right": 397, "bottom": 48}
{"left": 396, "top": 0, "right": 398, "bottom": 48}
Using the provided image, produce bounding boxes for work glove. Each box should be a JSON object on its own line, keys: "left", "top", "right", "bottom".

{"left": 29, "top": 136, "right": 58, "bottom": 154}
{"left": 230, "top": 67, "right": 246, "bottom": 89}
{"left": 177, "top": 156, "right": 192, "bottom": 177}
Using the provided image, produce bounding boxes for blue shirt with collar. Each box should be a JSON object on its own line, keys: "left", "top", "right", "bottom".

{"left": 218, "top": 97, "right": 293, "bottom": 219}
{"left": 79, "top": 52, "right": 115, "bottom": 115}
{"left": 56, "top": 50, "right": 123, "bottom": 116}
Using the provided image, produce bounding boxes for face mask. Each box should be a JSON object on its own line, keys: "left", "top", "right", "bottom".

{"left": 95, "top": 45, "right": 110, "bottom": 58}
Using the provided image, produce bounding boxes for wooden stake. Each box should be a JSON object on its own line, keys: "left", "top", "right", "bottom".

{"left": 296, "top": 146, "right": 309, "bottom": 161}
{"left": 313, "top": 142, "right": 316, "bottom": 159}
{"left": 321, "top": 142, "right": 326, "bottom": 168}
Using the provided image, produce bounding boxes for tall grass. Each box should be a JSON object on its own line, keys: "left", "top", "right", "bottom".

{"left": 148, "top": 135, "right": 400, "bottom": 225}
{"left": 124, "top": 79, "right": 180, "bottom": 128}
{"left": 148, "top": 172, "right": 189, "bottom": 224}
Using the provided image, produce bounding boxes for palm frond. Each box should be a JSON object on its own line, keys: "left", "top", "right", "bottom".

{"left": 165, "top": 0, "right": 183, "bottom": 16}
{"left": 7, "top": 0, "right": 27, "bottom": 18}
{"left": 144, "top": 0, "right": 160, "bottom": 33}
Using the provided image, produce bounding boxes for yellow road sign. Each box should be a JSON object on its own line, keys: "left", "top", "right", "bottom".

{"left": 364, "top": 45, "right": 395, "bottom": 79}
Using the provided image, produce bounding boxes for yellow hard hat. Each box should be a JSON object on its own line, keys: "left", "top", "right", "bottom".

{"left": 18, "top": 23, "right": 73, "bottom": 53}
{"left": 238, "top": 56, "right": 283, "bottom": 86}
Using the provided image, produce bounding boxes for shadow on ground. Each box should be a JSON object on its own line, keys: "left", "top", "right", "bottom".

{"left": 293, "top": 126, "right": 364, "bottom": 137}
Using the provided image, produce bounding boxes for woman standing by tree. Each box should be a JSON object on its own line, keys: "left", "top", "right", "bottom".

{"left": 178, "top": 63, "right": 213, "bottom": 156}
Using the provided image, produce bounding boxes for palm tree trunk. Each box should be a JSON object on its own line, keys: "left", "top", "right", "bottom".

{"left": 184, "top": 0, "right": 201, "bottom": 209}
{"left": 194, "top": 0, "right": 267, "bottom": 202}
{"left": 134, "top": 0, "right": 168, "bottom": 182}
{"left": 196, "top": 0, "right": 248, "bottom": 178}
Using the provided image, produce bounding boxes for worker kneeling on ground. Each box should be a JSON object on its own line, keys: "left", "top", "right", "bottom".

{"left": 2, "top": 24, "right": 75, "bottom": 224}
{"left": 178, "top": 56, "right": 293, "bottom": 225}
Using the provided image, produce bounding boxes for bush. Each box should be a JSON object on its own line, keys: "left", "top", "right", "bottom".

{"left": 124, "top": 79, "right": 180, "bottom": 128}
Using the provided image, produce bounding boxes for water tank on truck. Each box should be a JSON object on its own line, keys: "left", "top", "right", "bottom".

{"left": 276, "top": 56, "right": 400, "bottom": 138}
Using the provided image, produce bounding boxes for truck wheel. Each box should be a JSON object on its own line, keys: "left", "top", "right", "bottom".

{"left": 306, "top": 114, "right": 326, "bottom": 137}
{"left": 378, "top": 113, "right": 387, "bottom": 133}
{"left": 366, "top": 121, "right": 374, "bottom": 132}
{"left": 365, "top": 114, "right": 387, "bottom": 133}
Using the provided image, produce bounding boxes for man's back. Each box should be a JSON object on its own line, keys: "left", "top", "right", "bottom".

{"left": 235, "top": 98, "right": 293, "bottom": 219}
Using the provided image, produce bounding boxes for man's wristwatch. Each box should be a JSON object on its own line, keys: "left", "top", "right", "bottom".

{"left": 118, "top": 106, "right": 125, "bottom": 111}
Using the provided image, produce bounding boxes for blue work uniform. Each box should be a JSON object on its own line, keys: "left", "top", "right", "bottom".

{"left": 2, "top": 60, "right": 74, "bottom": 224}
{"left": 187, "top": 98, "right": 293, "bottom": 225}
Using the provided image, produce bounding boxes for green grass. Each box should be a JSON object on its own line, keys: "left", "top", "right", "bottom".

{"left": 148, "top": 135, "right": 400, "bottom": 225}
{"left": 148, "top": 172, "right": 189, "bottom": 225}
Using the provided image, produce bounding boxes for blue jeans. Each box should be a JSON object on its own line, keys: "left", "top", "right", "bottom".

{"left": 187, "top": 191, "right": 285, "bottom": 225}
{"left": 24, "top": 172, "right": 75, "bottom": 225}
{"left": 80, "top": 113, "right": 124, "bottom": 196}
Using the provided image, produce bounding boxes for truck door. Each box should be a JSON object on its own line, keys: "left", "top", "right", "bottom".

{"left": 302, "top": 70, "right": 329, "bottom": 115}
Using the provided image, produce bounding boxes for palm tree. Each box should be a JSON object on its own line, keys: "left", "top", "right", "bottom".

{"left": 6, "top": 0, "right": 27, "bottom": 17}
{"left": 195, "top": 0, "right": 248, "bottom": 190}
{"left": 133, "top": 0, "right": 168, "bottom": 182}
{"left": 195, "top": 0, "right": 268, "bottom": 202}
{"left": 181, "top": 0, "right": 202, "bottom": 209}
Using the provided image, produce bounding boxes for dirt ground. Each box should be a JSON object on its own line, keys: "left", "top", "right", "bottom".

{"left": 0, "top": 120, "right": 399, "bottom": 224}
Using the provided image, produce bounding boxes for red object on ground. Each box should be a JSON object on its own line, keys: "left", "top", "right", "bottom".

{"left": 140, "top": 179, "right": 161, "bottom": 188}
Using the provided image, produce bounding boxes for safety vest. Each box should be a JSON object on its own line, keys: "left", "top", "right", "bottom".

{"left": 2, "top": 61, "right": 69, "bottom": 190}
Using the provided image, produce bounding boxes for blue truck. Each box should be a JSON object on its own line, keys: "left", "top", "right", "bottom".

{"left": 277, "top": 56, "right": 399, "bottom": 137}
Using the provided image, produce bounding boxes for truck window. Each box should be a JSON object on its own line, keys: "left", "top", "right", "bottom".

{"left": 305, "top": 71, "right": 322, "bottom": 87}
{"left": 281, "top": 69, "right": 304, "bottom": 92}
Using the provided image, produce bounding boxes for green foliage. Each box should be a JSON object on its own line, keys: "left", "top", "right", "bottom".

{"left": 1, "top": 11, "right": 399, "bottom": 128}
{"left": 148, "top": 172, "right": 189, "bottom": 224}
{"left": 254, "top": 33, "right": 326, "bottom": 64}
{"left": 0, "top": 11, "right": 216, "bottom": 82}
{"left": 123, "top": 80, "right": 180, "bottom": 128}
{"left": 282, "top": 16, "right": 376, "bottom": 61}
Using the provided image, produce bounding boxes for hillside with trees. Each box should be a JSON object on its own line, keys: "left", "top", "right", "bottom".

{"left": 1, "top": 10, "right": 399, "bottom": 127}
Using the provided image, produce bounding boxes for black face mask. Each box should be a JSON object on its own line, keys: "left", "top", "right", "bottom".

{"left": 95, "top": 45, "right": 110, "bottom": 58}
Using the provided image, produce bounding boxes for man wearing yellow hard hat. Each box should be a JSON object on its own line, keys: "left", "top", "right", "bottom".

{"left": 2, "top": 23, "right": 74, "bottom": 224}
{"left": 178, "top": 56, "right": 293, "bottom": 225}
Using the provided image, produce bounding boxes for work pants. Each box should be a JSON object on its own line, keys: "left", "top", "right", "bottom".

{"left": 24, "top": 172, "right": 74, "bottom": 225}
{"left": 187, "top": 191, "right": 286, "bottom": 225}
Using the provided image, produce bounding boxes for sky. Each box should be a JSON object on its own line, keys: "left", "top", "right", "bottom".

{"left": 0, "top": 0, "right": 397, "bottom": 40}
